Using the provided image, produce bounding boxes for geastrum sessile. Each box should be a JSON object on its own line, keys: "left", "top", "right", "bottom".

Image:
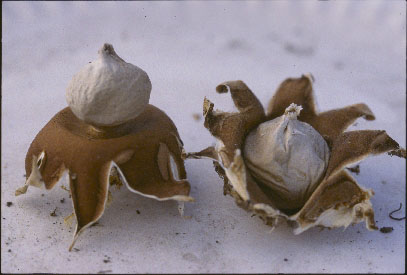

{"left": 186, "top": 75, "right": 405, "bottom": 233}
{"left": 16, "top": 43, "right": 193, "bottom": 251}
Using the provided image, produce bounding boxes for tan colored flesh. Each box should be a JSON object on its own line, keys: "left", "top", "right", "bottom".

{"left": 23, "top": 105, "right": 191, "bottom": 250}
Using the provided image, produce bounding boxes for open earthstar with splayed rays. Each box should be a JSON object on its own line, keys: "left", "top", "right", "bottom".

{"left": 186, "top": 75, "right": 405, "bottom": 234}
{"left": 16, "top": 44, "right": 193, "bottom": 251}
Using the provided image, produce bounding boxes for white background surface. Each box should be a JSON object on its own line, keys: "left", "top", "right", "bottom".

{"left": 2, "top": 1, "right": 406, "bottom": 273}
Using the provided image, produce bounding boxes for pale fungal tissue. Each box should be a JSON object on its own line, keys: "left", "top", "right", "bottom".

{"left": 66, "top": 43, "right": 152, "bottom": 126}
{"left": 16, "top": 43, "right": 192, "bottom": 251}
{"left": 187, "top": 74, "right": 406, "bottom": 233}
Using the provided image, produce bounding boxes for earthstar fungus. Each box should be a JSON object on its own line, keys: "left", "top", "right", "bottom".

{"left": 16, "top": 44, "right": 193, "bottom": 251}
{"left": 186, "top": 75, "right": 405, "bottom": 233}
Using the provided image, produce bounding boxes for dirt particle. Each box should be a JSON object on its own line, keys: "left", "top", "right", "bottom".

{"left": 216, "top": 240, "right": 219, "bottom": 244}
{"left": 284, "top": 258, "right": 288, "bottom": 262}
{"left": 136, "top": 210, "right": 141, "bottom": 214}
{"left": 73, "top": 248, "right": 80, "bottom": 252}
{"left": 379, "top": 227, "right": 393, "bottom": 234}
{"left": 6, "top": 202, "right": 13, "bottom": 207}
{"left": 60, "top": 198, "right": 65, "bottom": 203}
{"left": 41, "top": 194, "right": 45, "bottom": 197}
{"left": 50, "top": 208, "right": 58, "bottom": 217}
{"left": 8, "top": 249, "right": 11, "bottom": 253}
{"left": 97, "top": 271, "right": 112, "bottom": 274}
{"left": 192, "top": 113, "right": 201, "bottom": 121}
{"left": 103, "top": 256, "right": 111, "bottom": 263}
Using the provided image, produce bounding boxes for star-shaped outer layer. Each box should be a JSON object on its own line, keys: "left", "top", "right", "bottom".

{"left": 16, "top": 105, "right": 193, "bottom": 251}
{"left": 186, "top": 74, "right": 405, "bottom": 233}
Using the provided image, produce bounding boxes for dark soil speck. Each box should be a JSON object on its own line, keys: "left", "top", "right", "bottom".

{"left": 380, "top": 227, "right": 393, "bottom": 233}
{"left": 50, "top": 208, "right": 57, "bottom": 217}
{"left": 6, "top": 202, "right": 13, "bottom": 207}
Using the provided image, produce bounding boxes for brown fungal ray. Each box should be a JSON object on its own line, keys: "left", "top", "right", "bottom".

{"left": 310, "top": 103, "right": 375, "bottom": 145}
{"left": 293, "top": 170, "right": 377, "bottom": 232}
{"left": 267, "top": 74, "right": 317, "bottom": 122}
{"left": 325, "top": 130, "right": 402, "bottom": 178}
{"left": 22, "top": 105, "right": 191, "bottom": 250}
{"left": 69, "top": 161, "right": 112, "bottom": 251}
{"left": 267, "top": 75, "right": 377, "bottom": 145}
{"left": 204, "top": 81, "right": 265, "bottom": 166}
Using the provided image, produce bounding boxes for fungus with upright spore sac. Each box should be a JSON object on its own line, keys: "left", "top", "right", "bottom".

{"left": 16, "top": 43, "right": 193, "bottom": 251}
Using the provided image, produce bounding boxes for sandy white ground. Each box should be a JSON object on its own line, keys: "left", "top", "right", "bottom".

{"left": 2, "top": 1, "right": 405, "bottom": 273}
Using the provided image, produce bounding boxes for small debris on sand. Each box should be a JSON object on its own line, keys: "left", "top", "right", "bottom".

{"left": 6, "top": 202, "right": 13, "bottom": 207}
{"left": 50, "top": 208, "right": 58, "bottom": 217}
{"left": 379, "top": 227, "right": 393, "bottom": 233}
{"left": 192, "top": 113, "right": 201, "bottom": 121}
{"left": 97, "top": 270, "right": 112, "bottom": 274}
{"left": 103, "top": 255, "right": 111, "bottom": 263}
{"left": 389, "top": 203, "right": 406, "bottom": 221}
